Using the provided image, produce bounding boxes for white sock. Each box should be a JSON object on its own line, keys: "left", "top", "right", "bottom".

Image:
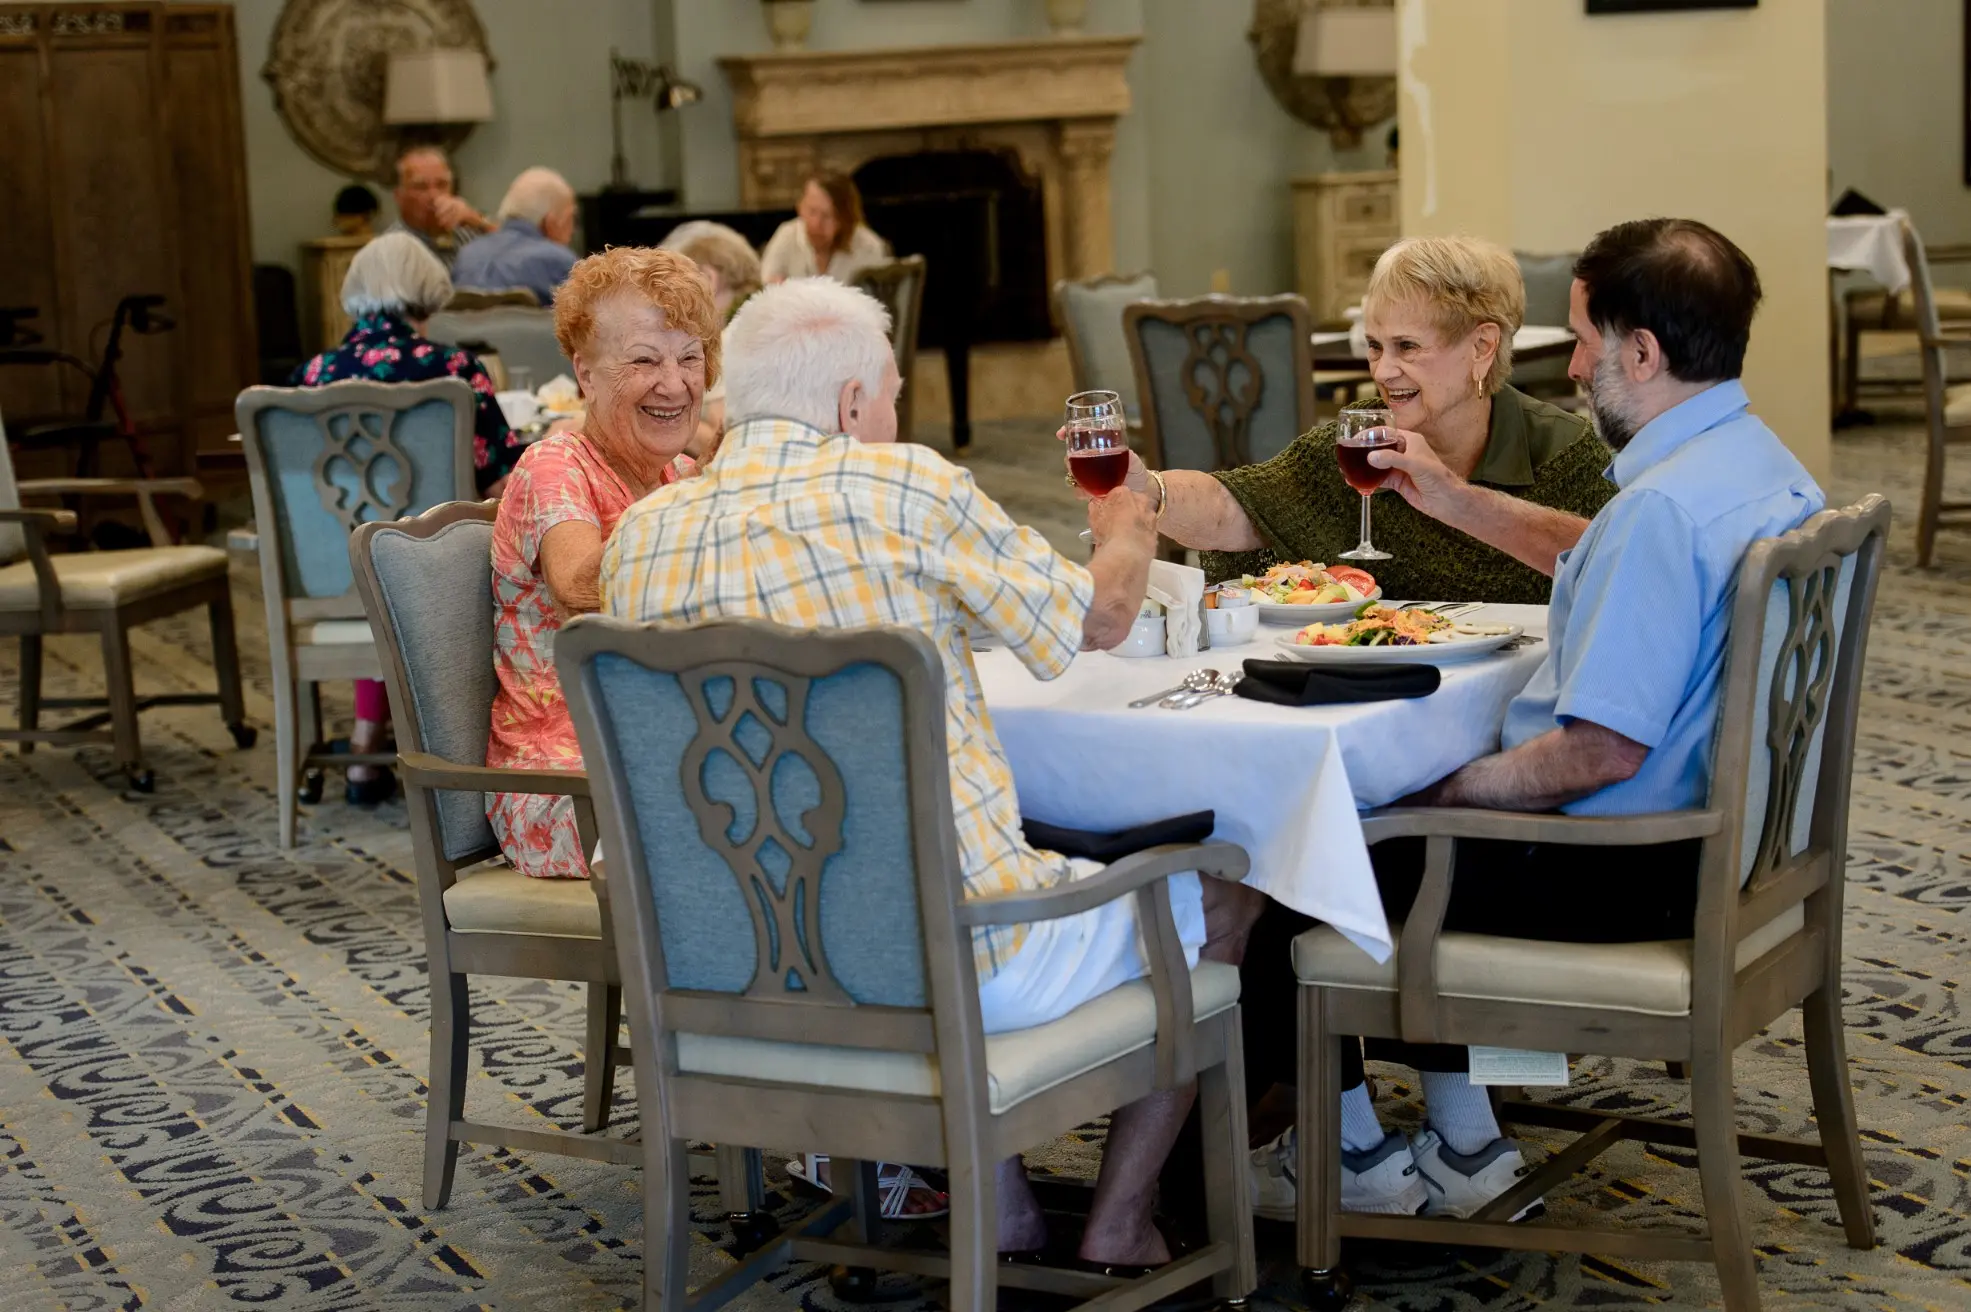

{"left": 1421, "top": 1071, "right": 1502, "bottom": 1155}
{"left": 1340, "top": 1082, "right": 1385, "bottom": 1153}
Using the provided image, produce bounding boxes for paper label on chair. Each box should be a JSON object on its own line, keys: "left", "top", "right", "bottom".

{"left": 1467, "top": 1047, "right": 1569, "bottom": 1086}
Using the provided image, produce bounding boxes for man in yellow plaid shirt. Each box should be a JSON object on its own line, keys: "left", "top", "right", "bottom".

{"left": 601, "top": 278, "right": 1261, "bottom": 1271}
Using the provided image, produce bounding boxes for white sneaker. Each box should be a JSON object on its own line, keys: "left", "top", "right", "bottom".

{"left": 1410, "top": 1128, "right": 1544, "bottom": 1221}
{"left": 1249, "top": 1127, "right": 1429, "bottom": 1220}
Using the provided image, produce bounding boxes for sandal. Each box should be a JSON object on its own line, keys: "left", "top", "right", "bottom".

{"left": 785, "top": 1154, "right": 950, "bottom": 1221}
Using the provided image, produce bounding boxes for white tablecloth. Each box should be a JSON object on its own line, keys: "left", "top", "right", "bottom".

{"left": 1827, "top": 211, "right": 1910, "bottom": 292}
{"left": 977, "top": 604, "right": 1549, "bottom": 962}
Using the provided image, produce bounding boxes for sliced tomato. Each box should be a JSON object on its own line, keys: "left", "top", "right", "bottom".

{"left": 1328, "top": 565, "right": 1377, "bottom": 594}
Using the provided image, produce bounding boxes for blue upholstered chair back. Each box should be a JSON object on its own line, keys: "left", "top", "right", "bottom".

{"left": 1710, "top": 500, "right": 1887, "bottom": 890}
{"left": 571, "top": 627, "right": 933, "bottom": 1009}
{"left": 362, "top": 512, "right": 501, "bottom": 862}
{"left": 425, "top": 307, "right": 572, "bottom": 389}
{"left": 236, "top": 379, "right": 476, "bottom": 603}
{"left": 1126, "top": 295, "right": 1315, "bottom": 472}
{"left": 1512, "top": 250, "right": 1576, "bottom": 391}
{"left": 1057, "top": 272, "right": 1159, "bottom": 423}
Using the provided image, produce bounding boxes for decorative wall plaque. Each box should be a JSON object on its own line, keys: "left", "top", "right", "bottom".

{"left": 262, "top": 0, "right": 493, "bottom": 183}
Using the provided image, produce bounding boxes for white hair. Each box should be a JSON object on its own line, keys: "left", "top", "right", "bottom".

{"left": 497, "top": 166, "right": 574, "bottom": 225}
{"left": 723, "top": 277, "right": 895, "bottom": 432}
{"left": 341, "top": 231, "right": 452, "bottom": 320}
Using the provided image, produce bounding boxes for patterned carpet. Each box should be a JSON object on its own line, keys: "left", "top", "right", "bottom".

{"left": 2, "top": 409, "right": 1969, "bottom": 1311}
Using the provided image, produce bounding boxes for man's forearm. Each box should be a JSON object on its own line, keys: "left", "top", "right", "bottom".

{"left": 1416, "top": 720, "right": 1647, "bottom": 812}
{"left": 1437, "top": 483, "right": 1588, "bottom": 577}
{"left": 1082, "top": 526, "right": 1157, "bottom": 649}
{"left": 1157, "top": 470, "right": 1264, "bottom": 552}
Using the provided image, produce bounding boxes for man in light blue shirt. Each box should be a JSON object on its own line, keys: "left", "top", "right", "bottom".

{"left": 451, "top": 167, "right": 579, "bottom": 307}
{"left": 1250, "top": 218, "right": 1828, "bottom": 1230}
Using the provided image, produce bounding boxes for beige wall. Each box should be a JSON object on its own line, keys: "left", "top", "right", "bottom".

{"left": 1398, "top": 0, "right": 1831, "bottom": 480}
{"left": 1826, "top": 0, "right": 1971, "bottom": 247}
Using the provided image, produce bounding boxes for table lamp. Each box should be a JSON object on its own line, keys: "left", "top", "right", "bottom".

{"left": 383, "top": 49, "right": 494, "bottom": 128}
{"left": 1292, "top": 4, "right": 1398, "bottom": 78}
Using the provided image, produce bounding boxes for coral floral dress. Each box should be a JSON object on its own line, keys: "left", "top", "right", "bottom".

{"left": 486, "top": 432, "right": 693, "bottom": 877}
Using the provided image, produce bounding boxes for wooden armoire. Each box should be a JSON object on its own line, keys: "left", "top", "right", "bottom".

{"left": 0, "top": 2, "right": 255, "bottom": 476}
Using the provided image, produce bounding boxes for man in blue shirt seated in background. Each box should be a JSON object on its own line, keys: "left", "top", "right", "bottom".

{"left": 452, "top": 167, "right": 580, "bottom": 307}
{"left": 1250, "top": 217, "right": 1824, "bottom": 1224}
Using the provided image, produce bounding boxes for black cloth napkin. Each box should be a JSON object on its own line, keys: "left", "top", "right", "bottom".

{"left": 1021, "top": 810, "right": 1216, "bottom": 863}
{"left": 1234, "top": 658, "right": 1441, "bottom": 707}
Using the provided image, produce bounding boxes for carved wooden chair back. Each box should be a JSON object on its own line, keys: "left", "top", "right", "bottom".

{"left": 851, "top": 256, "right": 928, "bottom": 441}
{"left": 1124, "top": 294, "right": 1316, "bottom": 472}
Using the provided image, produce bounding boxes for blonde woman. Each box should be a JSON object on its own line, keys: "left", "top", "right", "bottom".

{"left": 1110, "top": 235, "right": 1614, "bottom": 604}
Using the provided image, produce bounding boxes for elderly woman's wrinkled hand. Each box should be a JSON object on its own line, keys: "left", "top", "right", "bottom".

{"left": 1366, "top": 427, "right": 1471, "bottom": 523}
{"left": 1084, "top": 483, "right": 1157, "bottom": 550}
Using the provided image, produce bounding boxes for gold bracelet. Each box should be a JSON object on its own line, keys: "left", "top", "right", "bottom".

{"left": 1148, "top": 469, "right": 1169, "bottom": 520}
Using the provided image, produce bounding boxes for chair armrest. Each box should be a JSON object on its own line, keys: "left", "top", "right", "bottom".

{"left": 956, "top": 840, "right": 1250, "bottom": 927}
{"left": 18, "top": 476, "right": 205, "bottom": 501}
{"left": 398, "top": 750, "right": 591, "bottom": 798}
{"left": 18, "top": 476, "right": 203, "bottom": 547}
{"left": 1359, "top": 806, "right": 1724, "bottom": 848}
{"left": 0, "top": 506, "right": 78, "bottom": 534}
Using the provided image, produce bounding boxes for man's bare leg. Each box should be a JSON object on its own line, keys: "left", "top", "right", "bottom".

{"left": 1078, "top": 878, "right": 1267, "bottom": 1264}
{"left": 998, "top": 1156, "right": 1048, "bottom": 1250}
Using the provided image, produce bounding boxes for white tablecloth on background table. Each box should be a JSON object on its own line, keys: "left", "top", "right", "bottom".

{"left": 976, "top": 604, "right": 1549, "bottom": 962}
{"left": 1827, "top": 210, "right": 1910, "bottom": 292}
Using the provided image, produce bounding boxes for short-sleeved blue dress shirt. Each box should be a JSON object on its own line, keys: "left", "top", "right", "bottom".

{"left": 1501, "top": 379, "right": 1824, "bottom": 816}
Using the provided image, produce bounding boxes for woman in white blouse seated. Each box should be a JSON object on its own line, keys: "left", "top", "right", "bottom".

{"left": 760, "top": 171, "right": 889, "bottom": 283}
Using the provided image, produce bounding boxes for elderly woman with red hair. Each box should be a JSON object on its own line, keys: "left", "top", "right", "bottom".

{"left": 484, "top": 247, "right": 717, "bottom": 877}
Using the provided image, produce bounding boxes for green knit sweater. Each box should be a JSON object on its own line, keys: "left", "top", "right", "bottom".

{"left": 1200, "top": 387, "right": 1616, "bottom": 605}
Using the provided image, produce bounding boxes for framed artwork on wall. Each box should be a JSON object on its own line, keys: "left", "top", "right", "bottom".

{"left": 1586, "top": 0, "right": 1755, "bottom": 11}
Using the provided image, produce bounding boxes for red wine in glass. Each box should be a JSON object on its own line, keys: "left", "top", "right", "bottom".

{"left": 1336, "top": 434, "right": 1399, "bottom": 494}
{"left": 1069, "top": 444, "right": 1130, "bottom": 495}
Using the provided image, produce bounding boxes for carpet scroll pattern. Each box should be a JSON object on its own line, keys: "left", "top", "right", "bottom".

{"left": 0, "top": 418, "right": 1968, "bottom": 1310}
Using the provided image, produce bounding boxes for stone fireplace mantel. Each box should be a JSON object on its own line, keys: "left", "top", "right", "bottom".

{"left": 718, "top": 35, "right": 1140, "bottom": 279}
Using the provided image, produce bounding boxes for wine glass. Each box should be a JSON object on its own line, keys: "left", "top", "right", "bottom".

{"left": 1335, "top": 407, "right": 1397, "bottom": 562}
{"left": 1064, "top": 390, "right": 1129, "bottom": 497}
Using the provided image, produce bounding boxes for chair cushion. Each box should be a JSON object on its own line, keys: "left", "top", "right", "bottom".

{"left": 0, "top": 545, "right": 227, "bottom": 610}
{"left": 1290, "top": 905, "right": 1805, "bottom": 1018}
{"left": 443, "top": 864, "right": 602, "bottom": 939}
{"left": 1847, "top": 287, "right": 1971, "bottom": 324}
{"left": 676, "top": 959, "right": 1239, "bottom": 1114}
{"left": 299, "top": 618, "right": 375, "bottom": 646}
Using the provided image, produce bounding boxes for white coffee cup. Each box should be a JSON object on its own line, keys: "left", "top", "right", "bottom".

{"left": 1115, "top": 613, "right": 1166, "bottom": 658}
{"left": 1205, "top": 604, "right": 1259, "bottom": 647}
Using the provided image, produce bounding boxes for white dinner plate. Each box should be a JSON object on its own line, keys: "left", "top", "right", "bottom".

{"left": 1255, "top": 587, "right": 1383, "bottom": 626}
{"left": 1270, "top": 625, "right": 1524, "bottom": 666}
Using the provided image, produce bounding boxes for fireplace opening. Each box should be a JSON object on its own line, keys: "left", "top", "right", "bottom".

{"left": 854, "top": 148, "right": 1051, "bottom": 446}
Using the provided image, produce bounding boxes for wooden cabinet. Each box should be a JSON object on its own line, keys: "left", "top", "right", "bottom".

{"left": 1291, "top": 170, "right": 1400, "bottom": 325}
{"left": 0, "top": 3, "right": 255, "bottom": 474}
{"left": 301, "top": 237, "right": 370, "bottom": 355}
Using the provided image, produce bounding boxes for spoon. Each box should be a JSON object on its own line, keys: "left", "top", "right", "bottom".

{"left": 1171, "top": 670, "right": 1245, "bottom": 710}
{"left": 1150, "top": 668, "right": 1220, "bottom": 709}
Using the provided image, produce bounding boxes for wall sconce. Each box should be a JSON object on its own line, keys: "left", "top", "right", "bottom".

{"left": 383, "top": 48, "right": 494, "bottom": 132}
{"left": 609, "top": 50, "right": 703, "bottom": 192}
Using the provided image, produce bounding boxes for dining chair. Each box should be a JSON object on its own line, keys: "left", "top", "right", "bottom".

{"left": 1289, "top": 496, "right": 1890, "bottom": 1312}
{"left": 237, "top": 378, "right": 476, "bottom": 847}
{"left": 850, "top": 255, "right": 928, "bottom": 442}
{"left": 1512, "top": 250, "right": 1578, "bottom": 399}
{"left": 1902, "top": 220, "right": 1971, "bottom": 566}
{"left": 347, "top": 501, "right": 636, "bottom": 1208}
{"left": 425, "top": 305, "right": 573, "bottom": 391}
{"left": 557, "top": 614, "right": 1259, "bottom": 1312}
{"left": 1124, "top": 294, "right": 1317, "bottom": 472}
{"left": 0, "top": 417, "right": 252, "bottom": 790}
{"left": 1053, "top": 270, "right": 1159, "bottom": 428}
{"left": 444, "top": 287, "right": 542, "bottom": 311}
{"left": 1842, "top": 227, "right": 1971, "bottom": 418}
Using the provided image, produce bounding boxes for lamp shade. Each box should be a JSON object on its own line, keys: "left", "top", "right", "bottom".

{"left": 383, "top": 49, "right": 493, "bottom": 124}
{"left": 1293, "top": 6, "right": 1398, "bottom": 77}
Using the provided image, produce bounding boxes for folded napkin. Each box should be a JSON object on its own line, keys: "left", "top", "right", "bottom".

{"left": 1022, "top": 810, "right": 1216, "bottom": 863}
{"left": 1234, "top": 659, "right": 1441, "bottom": 707}
{"left": 1147, "top": 559, "right": 1205, "bottom": 657}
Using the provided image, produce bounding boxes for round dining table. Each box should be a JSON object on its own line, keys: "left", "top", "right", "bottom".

{"left": 974, "top": 603, "right": 1550, "bottom": 962}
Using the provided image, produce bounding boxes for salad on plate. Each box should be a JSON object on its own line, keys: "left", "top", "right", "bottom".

{"left": 1241, "top": 561, "right": 1378, "bottom": 607}
{"left": 1291, "top": 603, "right": 1516, "bottom": 647}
